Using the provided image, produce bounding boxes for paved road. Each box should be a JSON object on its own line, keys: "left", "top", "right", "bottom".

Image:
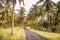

{"left": 24, "top": 28, "right": 48, "bottom": 40}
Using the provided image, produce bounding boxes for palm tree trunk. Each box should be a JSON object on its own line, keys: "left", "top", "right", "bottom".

{"left": 11, "top": 11, "right": 14, "bottom": 35}
{"left": 2, "top": 17, "right": 4, "bottom": 28}
{"left": 11, "top": 2, "right": 15, "bottom": 35}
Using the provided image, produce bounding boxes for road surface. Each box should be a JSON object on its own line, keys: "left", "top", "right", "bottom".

{"left": 24, "top": 28, "right": 48, "bottom": 40}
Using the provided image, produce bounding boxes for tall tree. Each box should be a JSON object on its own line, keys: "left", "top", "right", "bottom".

{"left": 17, "top": 7, "right": 25, "bottom": 27}
{"left": 36, "top": 0, "right": 56, "bottom": 32}
{"left": 57, "top": 1, "right": 60, "bottom": 32}
{"left": 0, "top": 0, "right": 10, "bottom": 27}
{"left": 0, "top": 0, "right": 25, "bottom": 35}
{"left": 11, "top": 0, "right": 25, "bottom": 35}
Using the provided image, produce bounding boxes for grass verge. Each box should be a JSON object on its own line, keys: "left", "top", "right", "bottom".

{"left": 27, "top": 27, "right": 60, "bottom": 40}
{"left": 0, "top": 27, "right": 26, "bottom": 40}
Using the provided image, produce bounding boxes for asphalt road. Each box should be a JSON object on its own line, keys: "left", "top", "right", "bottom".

{"left": 24, "top": 28, "right": 48, "bottom": 40}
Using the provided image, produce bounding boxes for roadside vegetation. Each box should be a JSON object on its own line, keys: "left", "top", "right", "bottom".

{"left": 0, "top": 27, "right": 26, "bottom": 40}
{"left": 0, "top": 0, "right": 60, "bottom": 40}
{"left": 27, "top": 27, "right": 60, "bottom": 40}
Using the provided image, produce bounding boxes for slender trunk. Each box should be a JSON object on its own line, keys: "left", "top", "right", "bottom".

{"left": 11, "top": 3, "right": 15, "bottom": 35}
{"left": 40, "top": 16, "right": 43, "bottom": 26}
{"left": 2, "top": 17, "right": 4, "bottom": 28}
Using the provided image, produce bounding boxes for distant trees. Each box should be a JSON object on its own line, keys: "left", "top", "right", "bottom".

{"left": 36, "top": 0, "right": 56, "bottom": 32}
{"left": 0, "top": 0, "right": 10, "bottom": 27}
{"left": 25, "top": 0, "right": 60, "bottom": 32}
{"left": 16, "top": 7, "right": 25, "bottom": 27}
{"left": 57, "top": 1, "right": 60, "bottom": 32}
{"left": 0, "top": 0, "right": 60, "bottom": 33}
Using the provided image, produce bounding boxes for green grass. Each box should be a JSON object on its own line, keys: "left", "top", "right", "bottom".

{"left": 27, "top": 27, "right": 60, "bottom": 40}
{"left": 0, "top": 27, "right": 26, "bottom": 40}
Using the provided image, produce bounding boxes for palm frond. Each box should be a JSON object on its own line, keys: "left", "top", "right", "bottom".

{"left": 43, "top": 1, "right": 47, "bottom": 7}
{"left": 36, "top": 0, "right": 44, "bottom": 5}
{"left": 48, "top": 2, "right": 53, "bottom": 8}
{"left": 22, "top": 0, "right": 25, "bottom": 5}
{"left": 51, "top": 1, "right": 56, "bottom": 6}
{"left": 0, "top": 2, "right": 3, "bottom": 8}
{"left": 57, "top": 1, "right": 60, "bottom": 12}
{"left": 19, "top": 0, "right": 25, "bottom": 6}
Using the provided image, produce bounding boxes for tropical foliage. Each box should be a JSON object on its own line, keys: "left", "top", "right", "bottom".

{"left": 0, "top": 0, "right": 60, "bottom": 40}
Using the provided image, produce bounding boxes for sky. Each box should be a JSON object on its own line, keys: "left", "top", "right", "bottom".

{"left": 14, "top": 0, "right": 59, "bottom": 14}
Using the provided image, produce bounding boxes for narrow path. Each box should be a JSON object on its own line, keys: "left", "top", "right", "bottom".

{"left": 24, "top": 28, "right": 48, "bottom": 40}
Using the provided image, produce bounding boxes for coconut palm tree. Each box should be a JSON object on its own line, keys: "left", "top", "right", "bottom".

{"left": 10, "top": 0, "right": 25, "bottom": 35}
{"left": 17, "top": 7, "right": 25, "bottom": 27}
{"left": 57, "top": 1, "right": 60, "bottom": 32}
{"left": 0, "top": 0, "right": 9, "bottom": 27}
{"left": 0, "top": 0, "right": 14, "bottom": 34}
{"left": 36, "top": 0, "right": 56, "bottom": 32}
{"left": 0, "top": 0, "right": 25, "bottom": 35}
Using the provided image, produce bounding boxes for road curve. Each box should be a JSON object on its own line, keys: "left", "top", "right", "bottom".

{"left": 24, "top": 28, "right": 48, "bottom": 40}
